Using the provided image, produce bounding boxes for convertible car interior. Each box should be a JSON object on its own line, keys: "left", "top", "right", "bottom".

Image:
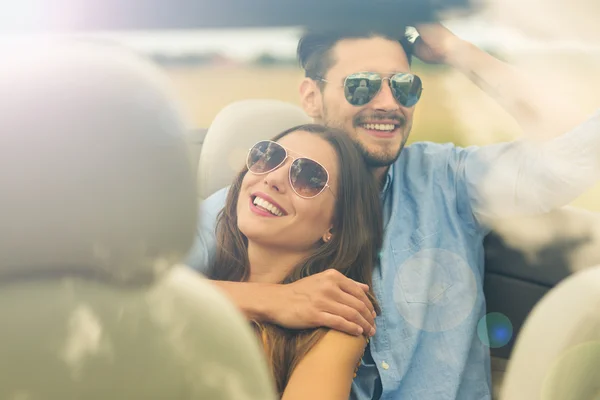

{"left": 3, "top": 0, "right": 600, "bottom": 398}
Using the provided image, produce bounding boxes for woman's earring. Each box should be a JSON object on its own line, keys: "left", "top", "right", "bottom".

{"left": 324, "top": 233, "right": 333, "bottom": 243}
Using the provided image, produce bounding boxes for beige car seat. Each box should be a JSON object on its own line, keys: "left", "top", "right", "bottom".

{"left": 196, "top": 99, "right": 311, "bottom": 200}
{"left": 500, "top": 265, "right": 600, "bottom": 400}
{"left": 0, "top": 41, "right": 275, "bottom": 400}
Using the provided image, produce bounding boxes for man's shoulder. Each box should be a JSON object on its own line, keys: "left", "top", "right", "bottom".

{"left": 392, "top": 141, "right": 483, "bottom": 191}
{"left": 402, "top": 141, "right": 460, "bottom": 156}
{"left": 396, "top": 141, "right": 466, "bottom": 169}
{"left": 201, "top": 186, "right": 230, "bottom": 215}
{"left": 185, "top": 186, "right": 230, "bottom": 272}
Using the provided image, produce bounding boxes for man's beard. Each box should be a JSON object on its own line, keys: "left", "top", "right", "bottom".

{"left": 323, "top": 107, "right": 409, "bottom": 168}
{"left": 355, "top": 136, "right": 408, "bottom": 168}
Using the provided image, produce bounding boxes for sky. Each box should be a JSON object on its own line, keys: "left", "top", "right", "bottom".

{"left": 2, "top": 0, "right": 600, "bottom": 63}
{"left": 2, "top": 17, "right": 599, "bottom": 61}
{"left": 38, "top": 21, "right": 600, "bottom": 59}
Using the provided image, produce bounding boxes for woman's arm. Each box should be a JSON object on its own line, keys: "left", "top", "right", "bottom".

{"left": 282, "top": 330, "right": 367, "bottom": 400}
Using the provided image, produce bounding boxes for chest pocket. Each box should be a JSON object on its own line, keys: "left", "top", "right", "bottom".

{"left": 392, "top": 206, "right": 440, "bottom": 253}
{"left": 391, "top": 247, "right": 479, "bottom": 333}
{"left": 412, "top": 218, "right": 440, "bottom": 248}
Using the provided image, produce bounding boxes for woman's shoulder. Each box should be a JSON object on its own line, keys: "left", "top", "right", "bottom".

{"left": 310, "top": 329, "right": 369, "bottom": 363}
{"left": 320, "top": 329, "right": 369, "bottom": 347}
{"left": 282, "top": 330, "right": 369, "bottom": 399}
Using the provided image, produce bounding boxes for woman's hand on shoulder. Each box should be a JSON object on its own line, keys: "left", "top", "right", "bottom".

{"left": 281, "top": 330, "right": 368, "bottom": 400}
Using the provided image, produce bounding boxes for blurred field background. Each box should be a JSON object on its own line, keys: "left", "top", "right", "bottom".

{"left": 162, "top": 57, "right": 600, "bottom": 211}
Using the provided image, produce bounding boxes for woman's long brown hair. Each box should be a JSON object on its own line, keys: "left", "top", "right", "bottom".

{"left": 207, "top": 124, "right": 383, "bottom": 396}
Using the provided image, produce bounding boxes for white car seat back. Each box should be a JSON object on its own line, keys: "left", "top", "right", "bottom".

{"left": 500, "top": 265, "right": 600, "bottom": 400}
{"left": 0, "top": 41, "right": 275, "bottom": 400}
{"left": 197, "top": 99, "right": 311, "bottom": 200}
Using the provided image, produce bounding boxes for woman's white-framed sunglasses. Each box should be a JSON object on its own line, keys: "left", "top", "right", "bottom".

{"left": 246, "top": 140, "right": 335, "bottom": 199}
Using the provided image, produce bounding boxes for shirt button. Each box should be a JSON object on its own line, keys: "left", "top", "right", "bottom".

{"left": 381, "top": 361, "right": 390, "bottom": 370}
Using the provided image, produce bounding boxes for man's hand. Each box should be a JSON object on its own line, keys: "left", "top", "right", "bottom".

{"left": 413, "top": 23, "right": 467, "bottom": 65}
{"left": 412, "top": 22, "right": 585, "bottom": 138}
{"left": 268, "top": 270, "right": 377, "bottom": 337}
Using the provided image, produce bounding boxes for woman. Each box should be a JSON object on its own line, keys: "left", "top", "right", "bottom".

{"left": 207, "top": 124, "right": 383, "bottom": 399}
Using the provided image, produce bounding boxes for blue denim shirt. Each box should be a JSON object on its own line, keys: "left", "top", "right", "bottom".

{"left": 186, "top": 111, "right": 600, "bottom": 400}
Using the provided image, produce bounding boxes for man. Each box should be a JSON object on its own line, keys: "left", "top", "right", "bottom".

{"left": 186, "top": 24, "right": 600, "bottom": 399}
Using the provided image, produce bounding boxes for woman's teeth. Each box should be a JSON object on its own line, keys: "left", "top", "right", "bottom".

{"left": 362, "top": 123, "right": 395, "bottom": 131}
{"left": 253, "top": 196, "right": 284, "bottom": 216}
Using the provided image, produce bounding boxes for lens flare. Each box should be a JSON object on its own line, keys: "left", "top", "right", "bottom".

{"left": 394, "top": 248, "right": 478, "bottom": 332}
{"left": 477, "top": 312, "right": 513, "bottom": 348}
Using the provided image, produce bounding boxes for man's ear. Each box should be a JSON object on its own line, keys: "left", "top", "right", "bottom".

{"left": 299, "top": 78, "right": 323, "bottom": 119}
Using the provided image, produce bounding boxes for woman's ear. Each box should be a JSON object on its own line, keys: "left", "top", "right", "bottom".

{"left": 322, "top": 228, "right": 334, "bottom": 243}
{"left": 299, "top": 78, "right": 323, "bottom": 119}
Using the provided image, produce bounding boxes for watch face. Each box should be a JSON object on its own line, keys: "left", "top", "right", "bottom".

{"left": 405, "top": 26, "right": 419, "bottom": 44}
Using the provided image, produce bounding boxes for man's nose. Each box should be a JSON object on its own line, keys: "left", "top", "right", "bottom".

{"left": 370, "top": 80, "right": 400, "bottom": 112}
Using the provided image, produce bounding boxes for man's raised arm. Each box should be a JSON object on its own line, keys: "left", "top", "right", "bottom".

{"left": 413, "top": 24, "right": 600, "bottom": 221}
{"left": 413, "top": 23, "right": 590, "bottom": 139}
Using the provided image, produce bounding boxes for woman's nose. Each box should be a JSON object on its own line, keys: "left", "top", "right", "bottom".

{"left": 263, "top": 158, "right": 290, "bottom": 193}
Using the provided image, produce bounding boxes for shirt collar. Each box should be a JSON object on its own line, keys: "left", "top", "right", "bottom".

{"left": 381, "top": 163, "right": 394, "bottom": 194}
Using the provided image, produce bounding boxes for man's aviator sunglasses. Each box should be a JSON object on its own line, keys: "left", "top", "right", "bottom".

{"left": 318, "top": 72, "right": 423, "bottom": 108}
{"left": 246, "top": 140, "right": 334, "bottom": 199}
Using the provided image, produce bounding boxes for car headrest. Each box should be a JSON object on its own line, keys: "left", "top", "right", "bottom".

{"left": 0, "top": 265, "right": 277, "bottom": 399}
{"left": 0, "top": 42, "right": 277, "bottom": 400}
{"left": 197, "top": 99, "right": 311, "bottom": 200}
{"left": 0, "top": 41, "right": 197, "bottom": 281}
{"left": 500, "top": 265, "right": 600, "bottom": 400}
